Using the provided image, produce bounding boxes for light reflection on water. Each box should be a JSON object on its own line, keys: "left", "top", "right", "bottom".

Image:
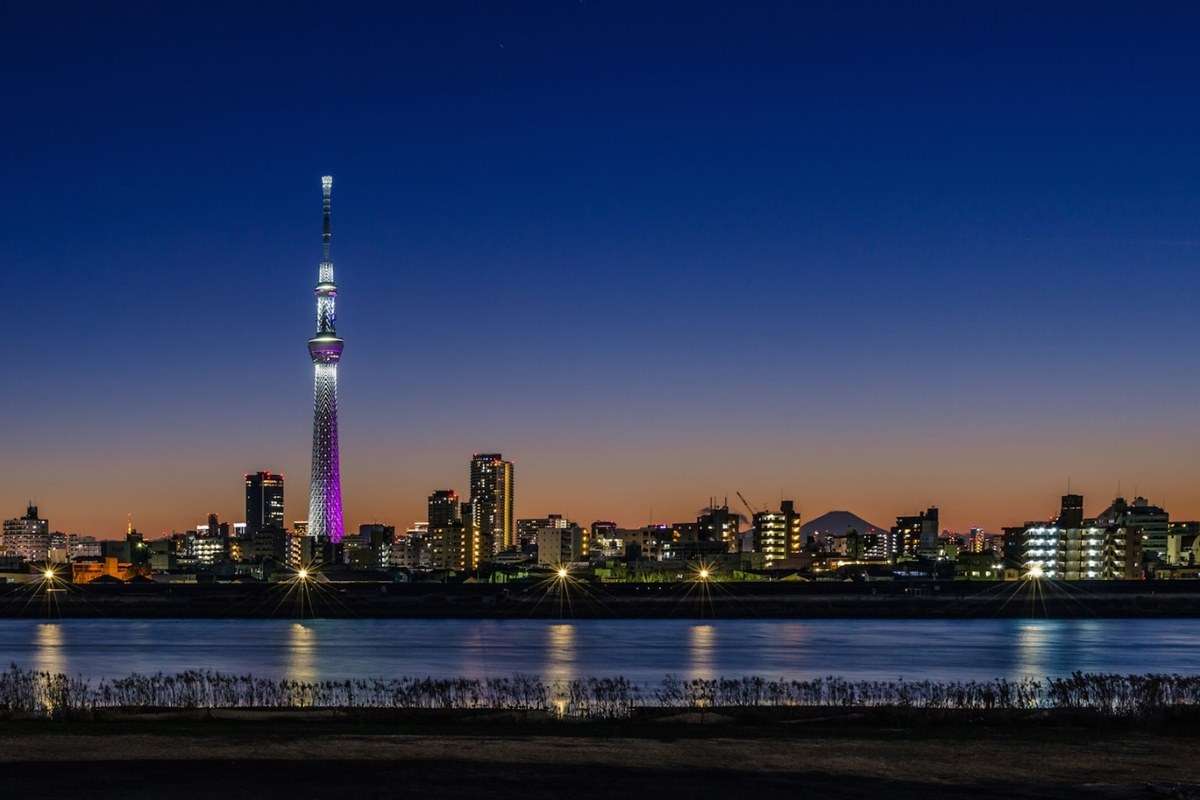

{"left": 544, "top": 623, "right": 575, "bottom": 683}
{"left": 0, "top": 618, "right": 1197, "bottom": 683}
{"left": 286, "top": 623, "right": 317, "bottom": 682}
{"left": 34, "top": 623, "right": 65, "bottom": 676}
{"left": 689, "top": 624, "right": 716, "bottom": 679}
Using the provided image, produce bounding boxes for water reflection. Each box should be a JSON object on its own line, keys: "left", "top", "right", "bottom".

{"left": 286, "top": 623, "right": 317, "bottom": 682}
{"left": 34, "top": 623, "right": 65, "bottom": 676}
{"left": 2, "top": 618, "right": 1200, "bottom": 684}
{"left": 689, "top": 624, "right": 716, "bottom": 679}
{"left": 1015, "top": 621, "right": 1050, "bottom": 678}
{"left": 545, "top": 623, "right": 576, "bottom": 683}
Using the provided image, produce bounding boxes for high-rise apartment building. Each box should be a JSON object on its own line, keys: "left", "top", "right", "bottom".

{"left": 469, "top": 454, "right": 514, "bottom": 556}
{"left": 245, "top": 471, "right": 285, "bottom": 536}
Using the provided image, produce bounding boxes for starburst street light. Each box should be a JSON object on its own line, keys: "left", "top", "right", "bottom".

{"left": 557, "top": 567, "right": 569, "bottom": 579}
{"left": 1025, "top": 564, "right": 1044, "bottom": 579}
{"left": 698, "top": 568, "right": 710, "bottom": 580}
{"left": 297, "top": 568, "right": 309, "bottom": 581}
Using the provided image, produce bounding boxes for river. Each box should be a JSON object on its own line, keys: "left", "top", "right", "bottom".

{"left": 2, "top": 618, "right": 1198, "bottom": 683}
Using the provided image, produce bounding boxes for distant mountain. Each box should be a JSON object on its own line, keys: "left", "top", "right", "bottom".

{"left": 800, "top": 510, "right": 888, "bottom": 538}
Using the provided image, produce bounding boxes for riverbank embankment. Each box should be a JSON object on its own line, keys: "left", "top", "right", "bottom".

{"left": 3, "top": 579, "right": 1200, "bottom": 618}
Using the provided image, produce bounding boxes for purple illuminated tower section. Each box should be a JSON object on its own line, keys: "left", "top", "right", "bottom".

{"left": 307, "top": 175, "right": 344, "bottom": 542}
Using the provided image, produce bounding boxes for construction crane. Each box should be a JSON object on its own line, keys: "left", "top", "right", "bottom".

{"left": 736, "top": 491, "right": 761, "bottom": 520}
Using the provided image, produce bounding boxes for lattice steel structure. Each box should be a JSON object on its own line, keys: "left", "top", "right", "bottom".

{"left": 307, "top": 175, "right": 344, "bottom": 542}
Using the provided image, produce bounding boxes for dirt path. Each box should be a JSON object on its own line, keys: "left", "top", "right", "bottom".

{"left": 2, "top": 728, "right": 1198, "bottom": 798}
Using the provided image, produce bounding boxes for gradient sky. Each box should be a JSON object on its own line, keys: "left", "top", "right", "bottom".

{"left": 4, "top": 2, "right": 1199, "bottom": 537}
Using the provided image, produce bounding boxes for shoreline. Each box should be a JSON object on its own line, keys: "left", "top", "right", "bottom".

{"left": 3, "top": 579, "right": 1200, "bottom": 618}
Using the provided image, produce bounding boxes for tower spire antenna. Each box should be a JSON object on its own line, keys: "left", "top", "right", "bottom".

{"left": 321, "top": 175, "right": 333, "bottom": 263}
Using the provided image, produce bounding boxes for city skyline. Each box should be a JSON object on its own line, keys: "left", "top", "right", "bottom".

{"left": 5, "top": 4, "right": 1199, "bottom": 536}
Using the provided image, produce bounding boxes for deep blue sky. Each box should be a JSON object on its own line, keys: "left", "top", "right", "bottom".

{"left": 4, "top": 2, "right": 1199, "bottom": 535}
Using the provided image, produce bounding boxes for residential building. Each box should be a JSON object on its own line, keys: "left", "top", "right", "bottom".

{"left": 469, "top": 453, "right": 515, "bottom": 555}
{"left": 428, "top": 490, "right": 469, "bottom": 571}
{"left": 892, "top": 507, "right": 939, "bottom": 557}
{"left": 518, "top": 515, "right": 567, "bottom": 548}
{"left": 780, "top": 500, "right": 804, "bottom": 557}
{"left": 751, "top": 508, "right": 788, "bottom": 566}
{"left": 2, "top": 505, "right": 50, "bottom": 562}
{"left": 1094, "top": 496, "right": 1169, "bottom": 563}
{"left": 536, "top": 524, "right": 589, "bottom": 566}
{"left": 697, "top": 503, "right": 740, "bottom": 553}
{"left": 1167, "top": 521, "right": 1200, "bottom": 566}
{"left": 392, "top": 523, "right": 430, "bottom": 569}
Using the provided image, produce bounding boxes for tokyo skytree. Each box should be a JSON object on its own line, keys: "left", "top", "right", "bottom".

{"left": 307, "top": 175, "right": 344, "bottom": 542}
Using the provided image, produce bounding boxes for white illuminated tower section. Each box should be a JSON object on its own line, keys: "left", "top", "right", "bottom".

{"left": 308, "top": 175, "right": 344, "bottom": 542}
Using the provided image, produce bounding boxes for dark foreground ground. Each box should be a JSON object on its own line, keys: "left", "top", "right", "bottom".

{"left": 2, "top": 712, "right": 1198, "bottom": 799}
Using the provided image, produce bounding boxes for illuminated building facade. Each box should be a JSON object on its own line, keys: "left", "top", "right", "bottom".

{"left": 2, "top": 505, "right": 50, "bottom": 562}
{"left": 428, "top": 490, "right": 469, "bottom": 570}
{"left": 892, "top": 507, "right": 939, "bottom": 557}
{"left": 752, "top": 509, "right": 788, "bottom": 566}
{"left": 245, "top": 471, "right": 285, "bottom": 536}
{"left": 308, "top": 176, "right": 345, "bottom": 543}
{"left": 186, "top": 530, "right": 226, "bottom": 567}
{"left": 780, "top": 500, "right": 804, "bottom": 557}
{"left": 469, "top": 454, "right": 514, "bottom": 556}
{"left": 1018, "top": 525, "right": 1140, "bottom": 580}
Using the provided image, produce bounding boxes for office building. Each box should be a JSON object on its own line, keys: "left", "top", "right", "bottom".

{"left": 469, "top": 453, "right": 515, "bottom": 555}
{"left": 245, "top": 471, "right": 285, "bottom": 536}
